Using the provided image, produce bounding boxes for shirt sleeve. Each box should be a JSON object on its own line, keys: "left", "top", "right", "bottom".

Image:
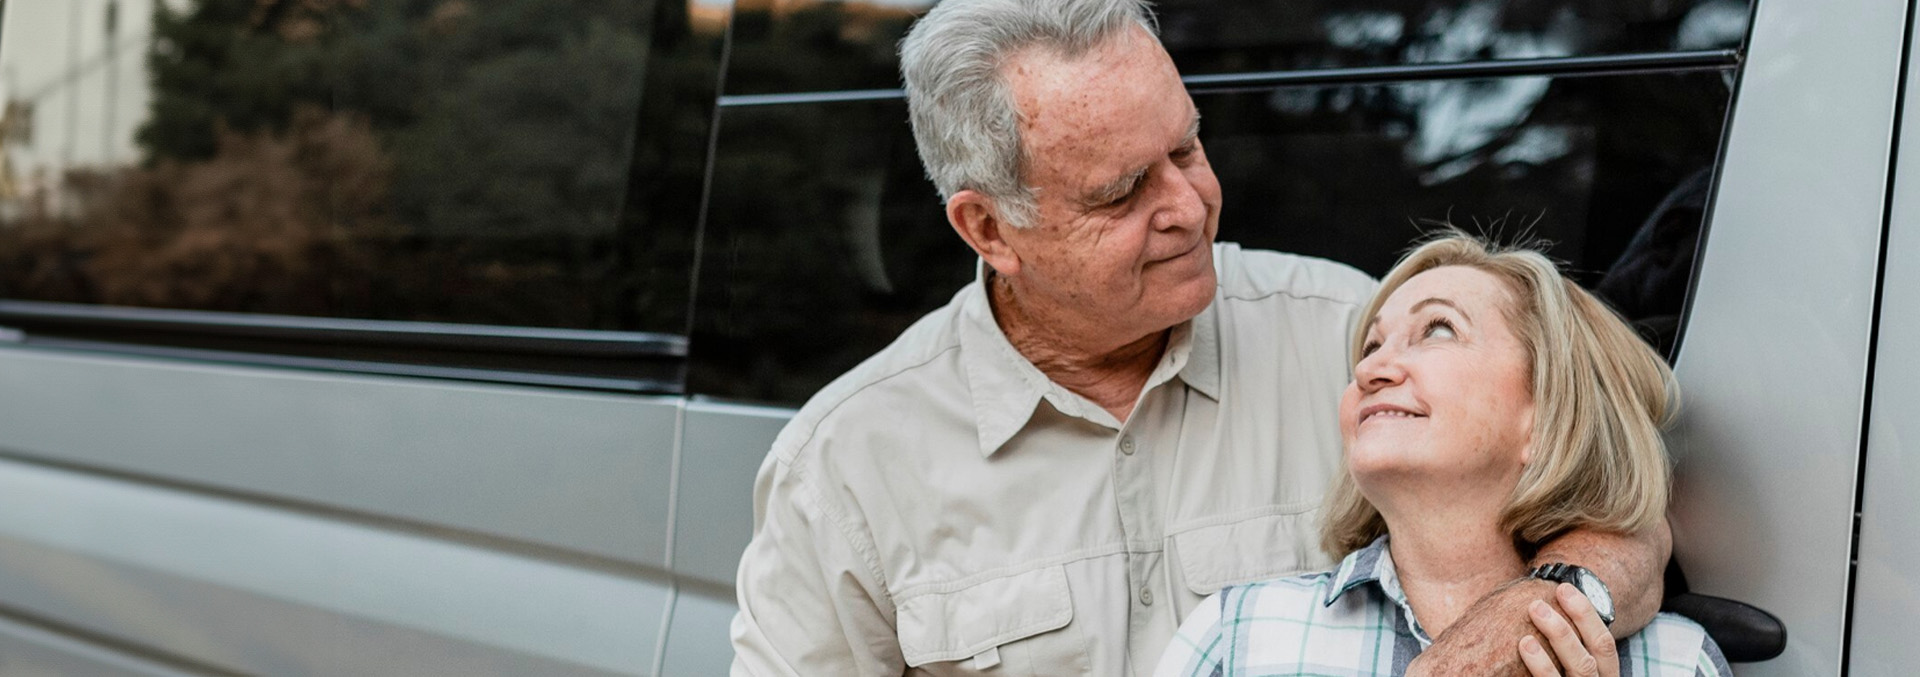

{"left": 730, "top": 452, "right": 902, "bottom": 677}
{"left": 1694, "top": 633, "right": 1734, "bottom": 677}
{"left": 1154, "top": 591, "right": 1230, "bottom": 677}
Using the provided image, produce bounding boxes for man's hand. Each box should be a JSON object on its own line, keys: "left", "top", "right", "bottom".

{"left": 1532, "top": 523, "right": 1671, "bottom": 641}
{"left": 1517, "top": 583, "right": 1621, "bottom": 677}
{"left": 1404, "top": 522, "right": 1669, "bottom": 677}
{"left": 1403, "top": 577, "right": 1559, "bottom": 677}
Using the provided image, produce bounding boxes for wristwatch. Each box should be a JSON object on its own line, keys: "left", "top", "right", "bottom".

{"left": 1529, "top": 563, "right": 1615, "bottom": 626}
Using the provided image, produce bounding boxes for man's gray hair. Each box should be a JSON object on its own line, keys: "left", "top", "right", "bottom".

{"left": 899, "top": 0, "right": 1157, "bottom": 229}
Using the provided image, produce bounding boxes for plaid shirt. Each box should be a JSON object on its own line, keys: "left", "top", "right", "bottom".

{"left": 1155, "top": 537, "right": 1732, "bottom": 677}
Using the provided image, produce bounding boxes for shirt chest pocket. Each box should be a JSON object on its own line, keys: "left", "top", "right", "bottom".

{"left": 1172, "top": 508, "right": 1330, "bottom": 596}
{"left": 895, "top": 565, "right": 1090, "bottom": 676}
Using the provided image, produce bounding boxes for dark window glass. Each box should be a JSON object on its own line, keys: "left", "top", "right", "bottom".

{"left": 0, "top": 0, "right": 726, "bottom": 336}
{"left": 689, "top": 98, "right": 973, "bottom": 403}
{"left": 689, "top": 70, "right": 1731, "bottom": 405}
{"left": 723, "top": 0, "right": 1750, "bottom": 95}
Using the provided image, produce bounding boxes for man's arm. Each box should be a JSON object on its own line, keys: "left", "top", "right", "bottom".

{"left": 731, "top": 454, "right": 903, "bottom": 676}
{"left": 1533, "top": 520, "right": 1672, "bottom": 639}
{"left": 1404, "top": 521, "right": 1672, "bottom": 676}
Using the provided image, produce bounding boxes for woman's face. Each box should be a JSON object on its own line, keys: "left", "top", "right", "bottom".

{"left": 1340, "top": 265, "right": 1536, "bottom": 507}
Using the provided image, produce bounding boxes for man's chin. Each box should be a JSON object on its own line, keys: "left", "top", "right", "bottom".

{"left": 1147, "top": 269, "right": 1218, "bottom": 328}
{"left": 1177, "top": 264, "right": 1219, "bottom": 306}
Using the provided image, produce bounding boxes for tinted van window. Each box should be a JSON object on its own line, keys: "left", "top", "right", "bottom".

{"left": 690, "top": 70, "right": 1732, "bottom": 404}
{"left": 0, "top": 0, "right": 722, "bottom": 335}
{"left": 723, "top": 0, "right": 1750, "bottom": 95}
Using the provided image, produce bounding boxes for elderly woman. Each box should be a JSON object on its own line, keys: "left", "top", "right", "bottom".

{"left": 1155, "top": 234, "right": 1728, "bottom": 677}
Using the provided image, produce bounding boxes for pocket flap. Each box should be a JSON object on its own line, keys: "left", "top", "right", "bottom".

{"left": 895, "top": 565, "right": 1074, "bottom": 667}
{"left": 1173, "top": 509, "right": 1327, "bottom": 595}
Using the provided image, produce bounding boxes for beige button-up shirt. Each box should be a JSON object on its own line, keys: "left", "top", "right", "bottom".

{"left": 730, "top": 244, "right": 1378, "bottom": 676}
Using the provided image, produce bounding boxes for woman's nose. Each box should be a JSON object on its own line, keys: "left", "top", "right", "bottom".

{"left": 1353, "top": 346, "right": 1407, "bottom": 392}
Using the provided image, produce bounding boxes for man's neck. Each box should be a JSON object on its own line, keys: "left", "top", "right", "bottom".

{"left": 990, "top": 274, "right": 1169, "bottom": 423}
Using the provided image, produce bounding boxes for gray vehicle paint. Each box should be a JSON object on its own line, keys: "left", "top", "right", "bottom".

{"left": 1666, "top": 0, "right": 1908, "bottom": 674}
{"left": 1848, "top": 1, "right": 1920, "bottom": 671}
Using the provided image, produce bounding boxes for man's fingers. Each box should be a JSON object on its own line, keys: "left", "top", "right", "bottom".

{"left": 1555, "top": 583, "right": 1620, "bottom": 675}
{"left": 1529, "top": 599, "right": 1600, "bottom": 677}
{"left": 1518, "top": 636, "right": 1561, "bottom": 677}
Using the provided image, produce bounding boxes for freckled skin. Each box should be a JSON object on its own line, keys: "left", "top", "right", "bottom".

{"left": 1340, "top": 266, "right": 1536, "bottom": 516}
{"left": 994, "top": 26, "right": 1222, "bottom": 357}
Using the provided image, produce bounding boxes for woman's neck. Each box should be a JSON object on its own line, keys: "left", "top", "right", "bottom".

{"left": 1384, "top": 515, "right": 1527, "bottom": 638}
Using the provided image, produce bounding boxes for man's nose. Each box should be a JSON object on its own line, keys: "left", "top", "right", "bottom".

{"left": 1149, "top": 162, "right": 1207, "bottom": 232}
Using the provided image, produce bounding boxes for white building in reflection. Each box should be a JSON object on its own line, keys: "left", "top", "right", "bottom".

{"left": 0, "top": 0, "right": 180, "bottom": 212}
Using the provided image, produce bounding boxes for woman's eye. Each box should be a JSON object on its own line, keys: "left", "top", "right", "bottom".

{"left": 1360, "top": 340, "right": 1381, "bottom": 357}
{"left": 1423, "top": 320, "right": 1456, "bottom": 340}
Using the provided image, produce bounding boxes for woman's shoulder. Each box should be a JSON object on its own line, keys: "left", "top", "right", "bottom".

{"left": 1216, "top": 570, "right": 1345, "bottom": 617}
{"left": 1157, "top": 572, "right": 1350, "bottom": 677}
{"left": 1618, "top": 612, "right": 1733, "bottom": 677}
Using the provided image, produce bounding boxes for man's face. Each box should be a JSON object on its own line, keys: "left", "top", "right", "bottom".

{"left": 998, "top": 26, "right": 1222, "bottom": 342}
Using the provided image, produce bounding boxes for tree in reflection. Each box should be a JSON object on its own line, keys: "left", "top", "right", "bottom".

{"left": 693, "top": 0, "right": 1739, "bottom": 403}
{"left": 0, "top": 0, "right": 722, "bottom": 333}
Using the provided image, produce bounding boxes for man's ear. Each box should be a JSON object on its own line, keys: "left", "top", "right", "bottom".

{"left": 946, "top": 189, "right": 1022, "bottom": 278}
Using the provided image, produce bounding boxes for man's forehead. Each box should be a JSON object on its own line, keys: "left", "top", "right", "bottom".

{"left": 1006, "top": 29, "right": 1169, "bottom": 126}
{"left": 1003, "top": 29, "right": 1190, "bottom": 179}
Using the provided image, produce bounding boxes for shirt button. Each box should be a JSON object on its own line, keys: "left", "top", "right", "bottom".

{"left": 1139, "top": 586, "right": 1154, "bottom": 606}
{"left": 1120, "top": 435, "right": 1137, "bottom": 455}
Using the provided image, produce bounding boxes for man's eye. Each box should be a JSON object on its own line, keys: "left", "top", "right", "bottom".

{"left": 1171, "top": 145, "right": 1197, "bottom": 163}
{"left": 1100, "top": 181, "right": 1142, "bottom": 208}
{"left": 1424, "top": 319, "right": 1457, "bottom": 340}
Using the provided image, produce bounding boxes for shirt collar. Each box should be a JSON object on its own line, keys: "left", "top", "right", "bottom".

{"left": 958, "top": 269, "right": 1051, "bottom": 458}
{"left": 1324, "top": 534, "right": 1401, "bottom": 607}
{"left": 958, "top": 259, "right": 1224, "bottom": 458}
{"left": 1179, "top": 292, "right": 1222, "bottom": 400}
{"left": 1324, "top": 534, "right": 1438, "bottom": 648}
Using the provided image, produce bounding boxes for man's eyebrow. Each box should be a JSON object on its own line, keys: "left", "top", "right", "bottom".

{"left": 1083, "top": 112, "right": 1203, "bottom": 207}
{"left": 1084, "top": 165, "right": 1149, "bottom": 206}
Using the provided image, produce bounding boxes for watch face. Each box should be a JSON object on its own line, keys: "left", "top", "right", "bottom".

{"left": 1576, "top": 569, "right": 1615, "bottom": 617}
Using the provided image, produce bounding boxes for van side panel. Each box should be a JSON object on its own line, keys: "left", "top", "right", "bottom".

{"left": 0, "top": 457, "right": 663, "bottom": 675}
{"left": 662, "top": 401, "right": 796, "bottom": 671}
{"left": 1669, "top": 0, "right": 1908, "bottom": 673}
{"left": 1849, "top": 7, "right": 1920, "bottom": 669}
{"left": 0, "top": 612, "right": 213, "bottom": 677}
{"left": 0, "top": 347, "right": 680, "bottom": 566}
{"left": 672, "top": 402, "right": 791, "bottom": 587}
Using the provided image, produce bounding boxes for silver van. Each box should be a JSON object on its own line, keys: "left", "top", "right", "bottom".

{"left": 0, "top": 0, "right": 1901, "bottom": 674}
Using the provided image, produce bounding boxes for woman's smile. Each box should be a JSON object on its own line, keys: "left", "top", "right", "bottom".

{"left": 1355, "top": 402, "right": 1426, "bottom": 428}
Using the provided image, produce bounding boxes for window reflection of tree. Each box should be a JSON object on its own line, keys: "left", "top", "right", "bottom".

{"left": 723, "top": 0, "right": 1750, "bottom": 96}
{"left": 0, "top": 0, "right": 723, "bottom": 334}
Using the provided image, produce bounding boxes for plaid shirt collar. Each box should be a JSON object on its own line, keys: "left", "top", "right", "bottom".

{"left": 1324, "top": 535, "right": 1432, "bottom": 646}
{"left": 1158, "top": 532, "right": 1732, "bottom": 677}
{"left": 1325, "top": 535, "right": 1400, "bottom": 605}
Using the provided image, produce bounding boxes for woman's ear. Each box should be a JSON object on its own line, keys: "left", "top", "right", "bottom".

{"left": 946, "top": 189, "right": 1022, "bottom": 278}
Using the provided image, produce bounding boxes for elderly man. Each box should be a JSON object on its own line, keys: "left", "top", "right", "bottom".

{"left": 730, "top": 0, "right": 1668, "bottom": 675}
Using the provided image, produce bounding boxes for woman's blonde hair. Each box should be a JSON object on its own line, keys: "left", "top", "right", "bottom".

{"left": 1320, "top": 232, "right": 1678, "bottom": 559}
